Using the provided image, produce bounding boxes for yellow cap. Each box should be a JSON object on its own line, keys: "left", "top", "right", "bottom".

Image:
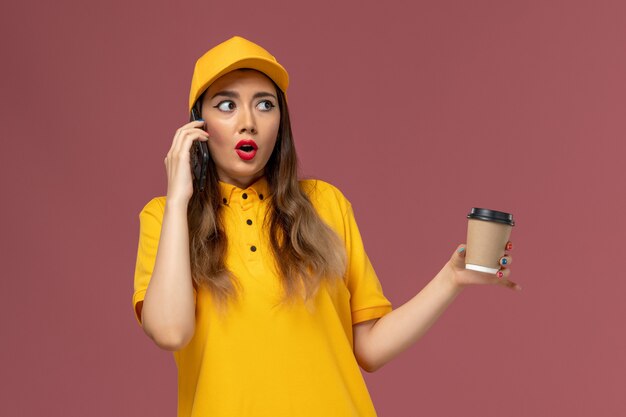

{"left": 188, "top": 36, "right": 289, "bottom": 112}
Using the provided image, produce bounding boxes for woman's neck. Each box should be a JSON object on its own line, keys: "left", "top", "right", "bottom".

{"left": 218, "top": 171, "right": 265, "bottom": 190}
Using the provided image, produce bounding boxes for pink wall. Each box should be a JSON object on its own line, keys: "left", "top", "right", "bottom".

{"left": 2, "top": 0, "right": 624, "bottom": 415}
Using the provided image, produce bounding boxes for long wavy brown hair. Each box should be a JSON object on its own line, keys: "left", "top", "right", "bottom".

{"left": 186, "top": 69, "right": 347, "bottom": 318}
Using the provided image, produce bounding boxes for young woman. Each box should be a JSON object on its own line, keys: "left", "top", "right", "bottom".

{"left": 132, "top": 35, "right": 519, "bottom": 417}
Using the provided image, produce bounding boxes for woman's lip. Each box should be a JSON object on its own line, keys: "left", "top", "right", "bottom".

{"left": 235, "top": 139, "right": 258, "bottom": 150}
{"left": 236, "top": 148, "right": 257, "bottom": 160}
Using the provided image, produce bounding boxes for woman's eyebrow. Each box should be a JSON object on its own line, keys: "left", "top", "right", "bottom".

{"left": 210, "top": 90, "right": 277, "bottom": 100}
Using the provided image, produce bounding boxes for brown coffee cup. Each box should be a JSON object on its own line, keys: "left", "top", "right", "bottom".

{"left": 465, "top": 208, "right": 515, "bottom": 274}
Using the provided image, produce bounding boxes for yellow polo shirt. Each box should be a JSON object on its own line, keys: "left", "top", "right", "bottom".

{"left": 132, "top": 177, "right": 393, "bottom": 417}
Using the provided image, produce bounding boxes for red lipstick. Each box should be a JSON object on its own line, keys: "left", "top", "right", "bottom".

{"left": 235, "top": 139, "right": 258, "bottom": 161}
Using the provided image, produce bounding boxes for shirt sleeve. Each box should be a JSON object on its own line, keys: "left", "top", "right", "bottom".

{"left": 131, "top": 197, "right": 197, "bottom": 327}
{"left": 342, "top": 202, "right": 393, "bottom": 325}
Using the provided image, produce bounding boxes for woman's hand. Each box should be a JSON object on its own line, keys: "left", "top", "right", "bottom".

{"left": 164, "top": 120, "right": 210, "bottom": 205}
{"left": 445, "top": 241, "right": 521, "bottom": 291}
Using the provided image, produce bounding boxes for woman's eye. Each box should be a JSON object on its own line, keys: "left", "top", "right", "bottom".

{"left": 215, "top": 101, "right": 235, "bottom": 111}
{"left": 257, "top": 100, "right": 275, "bottom": 111}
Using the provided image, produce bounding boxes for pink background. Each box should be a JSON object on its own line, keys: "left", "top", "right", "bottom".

{"left": 2, "top": 0, "right": 625, "bottom": 415}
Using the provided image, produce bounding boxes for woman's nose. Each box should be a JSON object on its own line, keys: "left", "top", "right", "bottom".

{"left": 238, "top": 106, "right": 257, "bottom": 134}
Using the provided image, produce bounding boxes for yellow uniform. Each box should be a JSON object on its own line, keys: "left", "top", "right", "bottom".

{"left": 132, "top": 177, "right": 393, "bottom": 416}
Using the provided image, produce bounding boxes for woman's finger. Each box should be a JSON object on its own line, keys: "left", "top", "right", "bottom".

{"left": 499, "top": 255, "right": 512, "bottom": 267}
{"left": 165, "top": 127, "right": 182, "bottom": 165}
{"left": 173, "top": 121, "right": 207, "bottom": 156}
{"left": 495, "top": 266, "right": 511, "bottom": 280}
{"left": 498, "top": 276, "right": 522, "bottom": 291}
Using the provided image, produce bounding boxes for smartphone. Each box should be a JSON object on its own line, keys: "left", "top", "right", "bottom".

{"left": 190, "top": 108, "right": 209, "bottom": 192}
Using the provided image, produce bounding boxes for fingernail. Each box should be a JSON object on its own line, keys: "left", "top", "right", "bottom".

{"left": 457, "top": 247, "right": 465, "bottom": 253}
{"left": 501, "top": 258, "right": 508, "bottom": 265}
{"left": 497, "top": 271, "right": 503, "bottom": 278}
{"left": 506, "top": 242, "right": 513, "bottom": 250}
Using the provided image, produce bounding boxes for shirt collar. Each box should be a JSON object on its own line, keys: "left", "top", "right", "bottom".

{"left": 218, "top": 175, "right": 270, "bottom": 206}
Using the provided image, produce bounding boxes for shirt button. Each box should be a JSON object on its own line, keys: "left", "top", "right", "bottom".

{"left": 250, "top": 245, "right": 257, "bottom": 252}
{"left": 259, "top": 194, "right": 264, "bottom": 200}
{"left": 222, "top": 198, "right": 227, "bottom": 204}
{"left": 246, "top": 219, "right": 252, "bottom": 225}
{"left": 242, "top": 193, "right": 248, "bottom": 199}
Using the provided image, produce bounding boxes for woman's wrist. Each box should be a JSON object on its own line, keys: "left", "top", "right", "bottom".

{"left": 441, "top": 261, "right": 467, "bottom": 293}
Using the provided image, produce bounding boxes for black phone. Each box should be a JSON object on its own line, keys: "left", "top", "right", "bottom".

{"left": 190, "top": 108, "right": 209, "bottom": 192}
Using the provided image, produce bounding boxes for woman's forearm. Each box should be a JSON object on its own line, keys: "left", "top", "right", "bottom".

{"left": 366, "top": 263, "right": 463, "bottom": 372}
{"left": 141, "top": 201, "right": 196, "bottom": 351}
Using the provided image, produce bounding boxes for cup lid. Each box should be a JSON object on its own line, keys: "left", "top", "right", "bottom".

{"left": 467, "top": 208, "right": 515, "bottom": 226}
